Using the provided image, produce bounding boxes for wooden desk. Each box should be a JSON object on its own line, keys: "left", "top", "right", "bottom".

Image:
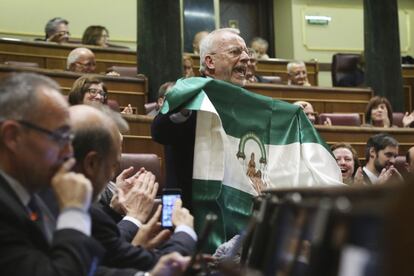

{"left": 185, "top": 53, "right": 319, "bottom": 86}
{"left": 0, "top": 65, "right": 148, "bottom": 114}
{"left": 246, "top": 83, "right": 373, "bottom": 119}
{"left": 315, "top": 125, "right": 414, "bottom": 159}
{"left": 0, "top": 38, "right": 136, "bottom": 73}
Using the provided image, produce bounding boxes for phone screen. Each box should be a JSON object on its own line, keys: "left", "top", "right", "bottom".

{"left": 162, "top": 193, "right": 181, "bottom": 228}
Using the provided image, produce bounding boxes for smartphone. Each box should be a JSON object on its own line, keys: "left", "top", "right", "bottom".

{"left": 161, "top": 188, "right": 181, "bottom": 229}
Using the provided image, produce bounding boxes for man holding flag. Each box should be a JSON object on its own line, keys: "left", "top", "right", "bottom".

{"left": 152, "top": 28, "right": 342, "bottom": 252}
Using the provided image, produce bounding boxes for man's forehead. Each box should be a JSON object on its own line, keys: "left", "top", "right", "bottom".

{"left": 382, "top": 145, "right": 399, "bottom": 153}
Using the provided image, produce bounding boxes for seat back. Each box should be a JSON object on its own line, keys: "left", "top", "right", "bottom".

{"left": 318, "top": 113, "right": 361, "bottom": 126}
{"left": 106, "top": 66, "right": 138, "bottom": 77}
{"left": 395, "top": 155, "right": 408, "bottom": 175}
{"left": 331, "top": 53, "right": 361, "bottom": 86}
{"left": 393, "top": 112, "right": 405, "bottom": 127}
{"left": 116, "top": 153, "right": 164, "bottom": 195}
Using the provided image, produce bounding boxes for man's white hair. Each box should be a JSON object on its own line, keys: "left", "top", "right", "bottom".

{"left": 287, "top": 61, "right": 306, "bottom": 75}
{"left": 199, "top": 28, "right": 241, "bottom": 75}
{"left": 66, "top": 48, "right": 93, "bottom": 70}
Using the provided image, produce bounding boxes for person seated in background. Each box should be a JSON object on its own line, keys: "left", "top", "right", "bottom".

{"left": 192, "top": 31, "right": 209, "bottom": 54}
{"left": 362, "top": 96, "right": 396, "bottom": 128}
{"left": 66, "top": 48, "right": 96, "bottom": 73}
{"left": 293, "top": 101, "right": 316, "bottom": 124}
{"left": 287, "top": 61, "right": 311, "bottom": 86}
{"left": 148, "top": 81, "right": 175, "bottom": 117}
{"left": 183, "top": 55, "right": 195, "bottom": 78}
{"left": 82, "top": 25, "right": 110, "bottom": 47}
{"left": 331, "top": 143, "right": 360, "bottom": 185}
{"left": 250, "top": 37, "right": 270, "bottom": 59}
{"left": 68, "top": 75, "right": 133, "bottom": 114}
{"left": 361, "top": 133, "right": 402, "bottom": 185}
{"left": 44, "top": 17, "right": 70, "bottom": 43}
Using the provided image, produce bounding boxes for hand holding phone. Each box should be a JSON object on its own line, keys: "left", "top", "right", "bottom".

{"left": 162, "top": 189, "right": 182, "bottom": 229}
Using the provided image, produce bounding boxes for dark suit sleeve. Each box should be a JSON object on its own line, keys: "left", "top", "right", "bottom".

{"left": 117, "top": 219, "right": 139, "bottom": 242}
{"left": 0, "top": 224, "right": 104, "bottom": 276}
{"left": 92, "top": 206, "right": 196, "bottom": 271}
{"left": 151, "top": 111, "right": 197, "bottom": 145}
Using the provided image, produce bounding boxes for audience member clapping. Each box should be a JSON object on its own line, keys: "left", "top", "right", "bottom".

{"left": 363, "top": 96, "right": 394, "bottom": 128}
{"left": 331, "top": 143, "right": 360, "bottom": 185}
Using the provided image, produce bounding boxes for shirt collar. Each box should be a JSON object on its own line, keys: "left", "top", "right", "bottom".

{"left": 363, "top": 166, "right": 379, "bottom": 184}
{"left": 0, "top": 169, "right": 31, "bottom": 206}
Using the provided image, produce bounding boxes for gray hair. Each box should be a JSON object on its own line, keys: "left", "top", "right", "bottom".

{"left": 0, "top": 73, "right": 60, "bottom": 121}
{"left": 199, "top": 28, "right": 241, "bottom": 75}
{"left": 66, "top": 48, "right": 93, "bottom": 70}
{"left": 251, "top": 37, "right": 268, "bottom": 49}
{"left": 45, "top": 17, "right": 68, "bottom": 39}
{"left": 287, "top": 61, "right": 306, "bottom": 75}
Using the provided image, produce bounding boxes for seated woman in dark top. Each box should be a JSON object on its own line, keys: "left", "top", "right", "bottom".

{"left": 362, "top": 96, "right": 395, "bottom": 128}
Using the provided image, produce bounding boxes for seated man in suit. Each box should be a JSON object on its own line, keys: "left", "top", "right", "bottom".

{"left": 287, "top": 61, "right": 311, "bottom": 86}
{"left": 152, "top": 28, "right": 250, "bottom": 209}
{"left": 67, "top": 48, "right": 96, "bottom": 73}
{"left": 361, "top": 133, "right": 402, "bottom": 185}
{"left": 69, "top": 105, "right": 196, "bottom": 272}
{"left": 44, "top": 17, "right": 70, "bottom": 43}
{"left": 0, "top": 72, "right": 104, "bottom": 275}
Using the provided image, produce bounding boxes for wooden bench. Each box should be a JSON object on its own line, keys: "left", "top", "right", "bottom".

{"left": 0, "top": 64, "right": 147, "bottom": 114}
{"left": 0, "top": 38, "right": 136, "bottom": 74}
{"left": 185, "top": 53, "right": 319, "bottom": 86}
{"left": 246, "top": 83, "right": 373, "bottom": 121}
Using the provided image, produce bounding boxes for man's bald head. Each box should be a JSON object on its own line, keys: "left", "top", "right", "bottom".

{"left": 69, "top": 105, "right": 121, "bottom": 199}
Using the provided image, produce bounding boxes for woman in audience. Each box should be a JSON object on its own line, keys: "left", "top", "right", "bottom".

{"left": 82, "top": 25, "right": 109, "bottom": 47}
{"left": 69, "top": 75, "right": 133, "bottom": 114}
{"left": 331, "top": 143, "right": 360, "bottom": 185}
{"left": 362, "top": 96, "right": 394, "bottom": 127}
{"left": 183, "top": 55, "right": 195, "bottom": 78}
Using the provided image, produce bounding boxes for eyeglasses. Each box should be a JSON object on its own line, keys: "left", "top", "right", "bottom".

{"left": 210, "top": 46, "right": 249, "bottom": 58}
{"left": 17, "top": 120, "right": 74, "bottom": 147}
{"left": 75, "top": 61, "right": 96, "bottom": 68}
{"left": 86, "top": 88, "right": 107, "bottom": 97}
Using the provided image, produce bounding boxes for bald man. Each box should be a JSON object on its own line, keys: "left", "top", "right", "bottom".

{"left": 67, "top": 48, "right": 96, "bottom": 73}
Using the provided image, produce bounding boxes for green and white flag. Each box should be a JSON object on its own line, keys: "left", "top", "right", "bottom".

{"left": 161, "top": 77, "right": 342, "bottom": 252}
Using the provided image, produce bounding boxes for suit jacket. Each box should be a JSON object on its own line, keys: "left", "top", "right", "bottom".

{"left": 0, "top": 174, "right": 105, "bottom": 276}
{"left": 151, "top": 111, "right": 197, "bottom": 210}
{"left": 91, "top": 204, "right": 196, "bottom": 271}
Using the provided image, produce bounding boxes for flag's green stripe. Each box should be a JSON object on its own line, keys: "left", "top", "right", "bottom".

{"left": 163, "top": 77, "right": 330, "bottom": 151}
{"left": 193, "top": 179, "right": 253, "bottom": 253}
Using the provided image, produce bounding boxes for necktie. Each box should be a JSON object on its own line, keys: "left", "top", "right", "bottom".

{"left": 27, "top": 196, "right": 53, "bottom": 243}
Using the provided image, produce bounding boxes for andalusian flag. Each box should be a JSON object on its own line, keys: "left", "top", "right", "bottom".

{"left": 161, "top": 77, "right": 342, "bottom": 252}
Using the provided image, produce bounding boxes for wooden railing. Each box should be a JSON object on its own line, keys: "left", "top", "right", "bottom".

{"left": 0, "top": 64, "right": 148, "bottom": 114}
{"left": 0, "top": 38, "right": 136, "bottom": 74}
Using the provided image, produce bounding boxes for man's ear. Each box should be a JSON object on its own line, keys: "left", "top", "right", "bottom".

{"left": 204, "top": 55, "right": 215, "bottom": 70}
{"left": 1, "top": 121, "right": 21, "bottom": 152}
{"left": 82, "top": 151, "right": 100, "bottom": 179}
{"left": 369, "top": 147, "right": 377, "bottom": 159}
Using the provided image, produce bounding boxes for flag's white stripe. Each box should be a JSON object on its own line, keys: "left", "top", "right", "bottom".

{"left": 194, "top": 132, "right": 343, "bottom": 196}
